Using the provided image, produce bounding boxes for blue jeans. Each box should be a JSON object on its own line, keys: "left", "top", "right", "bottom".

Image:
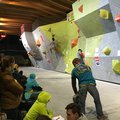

{"left": 78, "top": 84, "right": 104, "bottom": 116}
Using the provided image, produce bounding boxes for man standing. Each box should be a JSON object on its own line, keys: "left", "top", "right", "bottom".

{"left": 71, "top": 58, "right": 107, "bottom": 120}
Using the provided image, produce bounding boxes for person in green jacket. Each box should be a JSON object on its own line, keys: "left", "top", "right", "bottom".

{"left": 24, "top": 91, "right": 53, "bottom": 120}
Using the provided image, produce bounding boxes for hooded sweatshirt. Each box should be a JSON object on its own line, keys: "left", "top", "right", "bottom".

{"left": 25, "top": 73, "right": 40, "bottom": 100}
{"left": 25, "top": 73, "right": 39, "bottom": 92}
{"left": 24, "top": 91, "right": 53, "bottom": 120}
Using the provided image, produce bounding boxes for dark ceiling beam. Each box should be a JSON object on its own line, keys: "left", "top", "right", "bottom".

{"left": 0, "top": 4, "right": 42, "bottom": 16}
{"left": 0, "top": 13, "right": 35, "bottom": 21}
{"left": 31, "top": 3, "right": 66, "bottom": 15}
{"left": 50, "top": 0, "right": 72, "bottom": 10}
{"left": 14, "top": 0, "right": 75, "bottom": 7}
{"left": 0, "top": 18, "right": 32, "bottom": 24}
{"left": 0, "top": 26, "right": 20, "bottom": 30}
{"left": 0, "top": 30, "right": 20, "bottom": 35}
{"left": 0, "top": 3, "right": 61, "bottom": 16}
{"left": 0, "top": 1, "right": 66, "bottom": 16}
{"left": 0, "top": 21, "right": 25, "bottom": 27}
{"left": 35, "top": 0, "right": 71, "bottom": 11}
{"left": 0, "top": 10, "right": 38, "bottom": 18}
{"left": 0, "top": 0, "right": 76, "bottom": 35}
{"left": 0, "top": 13, "right": 63, "bottom": 23}
{"left": 66, "top": 0, "right": 75, "bottom": 3}
{"left": 0, "top": 6, "right": 65, "bottom": 22}
{"left": 0, "top": 14, "right": 65, "bottom": 28}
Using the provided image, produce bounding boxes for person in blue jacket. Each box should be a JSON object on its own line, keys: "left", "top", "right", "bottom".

{"left": 25, "top": 73, "right": 42, "bottom": 100}
{"left": 71, "top": 58, "right": 107, "bottom": 120}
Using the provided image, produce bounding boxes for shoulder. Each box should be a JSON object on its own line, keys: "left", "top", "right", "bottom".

{"left": 0, "top": 71, "right": 13, "bottom": 81}
{"left": 0, "top": 72, "right": 17, "bottom": 88}
{"left": 71, "top": 68, "right": 76, "bottom": 73}
{"left": 71, "top": 68, "right": 76, "bottom": 76}
{"left": 79, "top": 113, "right": 88, "bottom": 120}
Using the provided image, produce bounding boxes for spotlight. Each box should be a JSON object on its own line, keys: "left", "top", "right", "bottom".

{"left": 0, "top": 33, "right": 6, "bottom": 39}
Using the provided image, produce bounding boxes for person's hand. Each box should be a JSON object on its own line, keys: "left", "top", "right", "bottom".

{"left": 75, "top": 91, "right": 79, "bottom": 95}
{"left": 73, "top": 93, "right": 79, "bottom": 98}
{"left": 47, "top": 109, "right": 53, "bottom": 118}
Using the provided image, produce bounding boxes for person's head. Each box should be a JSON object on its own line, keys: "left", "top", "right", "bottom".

{"left": 78, "top": 49, "right": 82, "bottom": 52}
{"left": 72, "top": 58, "right": 81, "bottom": 67}
{"left": 29, "top": 73, "right": 36, "bottom": 79}
{"left": 65, "top": 103, "right": 82, "bottom": 120}
{"left": 52, "top": 37, "right": 55, "bottom": 41}
{"left": 1, "top": 55, "right": 15, "bottom": 72}
{"left": 19, "top": 70, "right": 23, "bottom": 76}
{"left": 13, "top": 64, "right": 19, "bottom": 71}
{"left": 37, "top": 91, "right": 51, "bottom": 104}
{"left": 36, "top": 115, "right": 51, "bottom": 120}
{"left": 20, "top": 75, "right": 27, "bottom": 84}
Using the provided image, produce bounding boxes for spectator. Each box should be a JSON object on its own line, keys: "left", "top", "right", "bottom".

{"left": 0, "top": 55, "right": 23, "bottom": 120}
{"left": 24, "top": 73, "right": 42, "bottom": 100}
{"left": 24, "top": 91, "right": 53, "bottom": 120}
{"left": 65, "top": 103, "right": 88, "bottom": 120}
{"left": 12, "top": 64, "right": 23, "bottom": 80}
{"left": 12, "top": 64, "right": 26, "bottom": 89}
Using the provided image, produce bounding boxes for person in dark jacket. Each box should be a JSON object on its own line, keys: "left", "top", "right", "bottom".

{"left": 0, "top": 56, "right": 23, "bottom": 120}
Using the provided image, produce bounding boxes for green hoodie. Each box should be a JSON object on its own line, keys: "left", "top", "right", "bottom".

{"left": 24, "top": 91, "right": 53, "bottom": 120}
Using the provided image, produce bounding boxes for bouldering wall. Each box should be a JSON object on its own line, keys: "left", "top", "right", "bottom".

{"left": 23, "top": 0, "right": 120, "bottom": 84}
{"left": 32, "top": 21, "right": 85, "bottom": 72}
{"left": 72, "top": 0, "right": 120, "bottom": 84}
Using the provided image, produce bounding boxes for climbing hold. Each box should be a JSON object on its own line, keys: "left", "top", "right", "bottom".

{"left": 71, "top": 38, "right": 78, "bottom": 48}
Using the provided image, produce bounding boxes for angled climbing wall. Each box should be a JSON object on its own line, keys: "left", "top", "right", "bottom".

{"left": 72, "top": 0, "right": 120, "bottom": 84}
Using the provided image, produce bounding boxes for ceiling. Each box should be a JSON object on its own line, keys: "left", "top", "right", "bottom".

{"left": 0, "top": 0, "right": 76, "bottom": 36}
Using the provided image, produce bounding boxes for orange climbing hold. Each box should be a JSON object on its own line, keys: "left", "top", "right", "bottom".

{"left": 115, "top": 14, "right": 120, "bottom": 22}
{"left": 78, "top": 5, "right": 83, "bottom": 13}
{"left": 36, "top": 40, "right": 41, "bottom": 47}
{"left": 71, "top": 38, "right": 78, "bottom": 48}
